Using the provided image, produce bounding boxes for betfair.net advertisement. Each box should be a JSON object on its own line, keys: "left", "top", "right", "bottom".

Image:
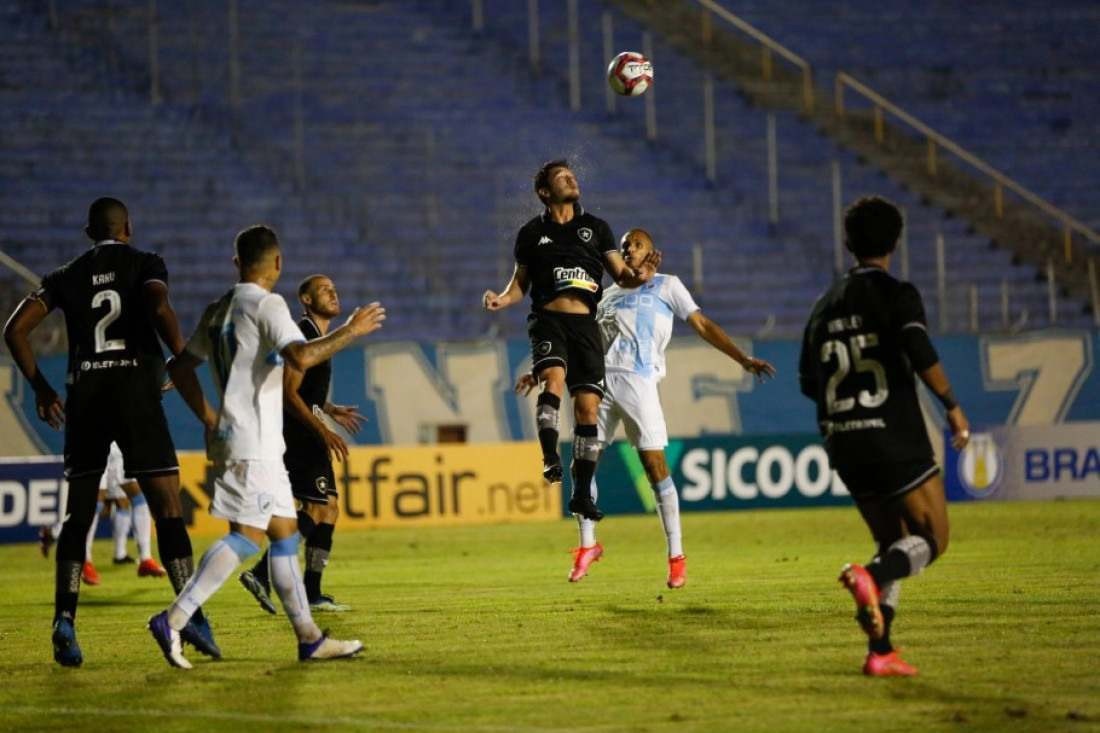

{"left": 178, "top": 442, "right": 557, "bottom": 535}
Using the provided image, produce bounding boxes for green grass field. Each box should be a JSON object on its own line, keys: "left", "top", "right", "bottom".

{"left": 1, "top": 500, "right": 1098, "bottom": 732}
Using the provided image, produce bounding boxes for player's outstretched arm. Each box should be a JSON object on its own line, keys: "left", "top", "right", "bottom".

{"left": 143, "top": 281, "right": 187, "bottom": 357}
{"left": 917, "top": 362, "right": 970, "bottom": 450}
{"left": 687, "top": 311, "right": 776, "bottom": 381}
{"left": 604, "top": 250, "right": 660, "bottom": 288}
{"left": 483, "top": 264, "right": 529, "bottom": 311}
{"left": 282, "top": 302, "right": 386, "bottom": 371}
{"left": 284, "top": 363, "right": 349, "bottom": 462}
{"left": 3, "top": 296, "right": 64, "bottom": 429}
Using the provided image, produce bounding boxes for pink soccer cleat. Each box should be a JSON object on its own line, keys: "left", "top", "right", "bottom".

{"left": 81, "top": 561, "right": 101, "bottom": 586}
{"left": 863, "top": 650, "right": 918, "bottom": 677}
{"left": 838, "top": 563, "right": 883, "bottom": 640}
{"left": 138, "top": 558, "right": 168, "bottom": 578}
{"left": 568, "top": 543, "right": 603, "bottom": 582}
{"left": 667, "top": 555, "right": 686, "bottom": 589}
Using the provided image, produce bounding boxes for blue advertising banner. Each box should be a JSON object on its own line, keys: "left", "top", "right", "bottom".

{"left": 945, "top": 422, "right": 1100, "bottom": 502}
{"left": 561, "top": 434, "right": 852, "bottom": 517}
{"left": 3, "top": 330, "right": 1097, "bottom": 453}
{"left": 0, "top": 457, "right": 69, "bottom": 544}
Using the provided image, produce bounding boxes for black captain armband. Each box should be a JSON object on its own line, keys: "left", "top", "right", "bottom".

{"left": 936, "top": 388, "right": 959, "bottom": 412}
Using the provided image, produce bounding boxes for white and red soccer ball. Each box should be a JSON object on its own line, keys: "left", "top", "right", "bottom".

{"left": 606, "top": 51, "right": 653, "bottom": 97}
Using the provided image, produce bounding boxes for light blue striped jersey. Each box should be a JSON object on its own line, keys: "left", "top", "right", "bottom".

{"left": 597, "top": 273, "right": 699, "bottom": 379}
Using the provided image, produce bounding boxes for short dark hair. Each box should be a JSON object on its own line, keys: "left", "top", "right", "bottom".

{"left": 298, "top": 274, "right": 327, "bottom": 300}
{"left": 234, "top": 225, "right": 280, "bottom": 271}
{"left": 844, "top": 196, "right": 903, "bottom": 259}
{"left": 86, "top": 197, "right": 129, "bottom": 240}
{"left": 534, "top": 159, "right": 570, "bottom": 205}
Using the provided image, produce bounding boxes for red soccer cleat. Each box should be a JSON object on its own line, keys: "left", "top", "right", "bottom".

{"left": 838, "top": 563, "right": 883, "bottom": 640}
{"left": 667, "top": 555, "right": 686, "bottom": 589}
{"left": 863, "top": 649, "right": 918, "bottom": 677}
{"left": 138, "top": 558, "right": 167, "bottom": 578}
{"left": 81, "top": 561, "right": 101, "bottom": 586}
{"left": 568, "top": 543, "right": 603, "bottom": 582}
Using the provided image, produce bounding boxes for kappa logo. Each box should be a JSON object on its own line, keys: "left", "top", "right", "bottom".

{"left": 538, "top": 236, "right": 553, "bottom": 246}
{"left": 577, "top": 227, "right": 593, "bottom": 243}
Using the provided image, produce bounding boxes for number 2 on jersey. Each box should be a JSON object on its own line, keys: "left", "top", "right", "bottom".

{"left": 92, "top": 289, "right": 125, "bottom": 353}
{"left": 820, "top": 333, "right": 888, "bottom": 414}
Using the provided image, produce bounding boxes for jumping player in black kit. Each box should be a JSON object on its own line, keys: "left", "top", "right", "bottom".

{"left": 799, "top": 196, "right": 970, "bottom": 677}
{"left": 239, "top": 274, "right": 364, "bottom": 614}
{"left": 482, "top": 160, "right": 659, "bottom": 521}
{"left": 2, "top": 197, "right": 219, "bottom": 666}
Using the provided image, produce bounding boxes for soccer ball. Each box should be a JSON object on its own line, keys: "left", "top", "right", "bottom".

{"left": 607, "top": 51, "right": 653, "bottom": 96}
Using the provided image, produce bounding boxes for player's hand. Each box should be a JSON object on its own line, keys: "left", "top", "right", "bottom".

{"left": 514, "top": 372, "right": 539, "bottom": 396}
{"left": 947, "top": 405, "right": 970, "bottom": 450}
{"left": 319, "top": 426, "right": 350, "bottom": 463}
{"left": 637, "top": 249, "right": 662, "bottom": 281}
{"left": 327, "top": 403, "right": 365, "bottom": 434}
{"left": 741, "top": 356, "right": 777, "bottom": 382}
{"left": 203, "top": 424, "right": 228, "bottom": 463}
{"left": 346, "top": 302, "right": 386, "bottom": 337}
{"left": 35, "top": 388, "right": 64, "bottom": 430}
{"left": 482, "top": 290, "right": 507, "bottom": 311}
{"left": 160, "top": 378, "right": 175, "bottom": 394}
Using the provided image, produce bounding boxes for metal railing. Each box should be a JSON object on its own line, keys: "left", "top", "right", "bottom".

{"left": 835, "top": 72, "right": 1100, "bottom": 265}
{"left": 690, "top": 0, "right": 814, "bottom": 114}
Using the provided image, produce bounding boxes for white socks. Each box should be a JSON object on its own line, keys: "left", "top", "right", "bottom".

{"left": 269, "top": 534, "right": 322, "bottom": 643}
{"left": 112, "top": 506, "right": 132, "bottom": 559}
{"left": 167, "top": 532, "right": 259, "bottom": 630}
{"left": 654, "top": 476, "right": 683, "bottom": 558}
{"left": 131, "top": 494, "right": 153, "bottom": 560}
{"left": 576, "top": 479, "right": 599, "bottom": 548}
{"left": 85, "top": 502, "right": 102, "bottom": 562}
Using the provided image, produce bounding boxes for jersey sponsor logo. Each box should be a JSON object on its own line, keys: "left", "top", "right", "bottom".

{"left": 552, "top": 266, "right": 598, "bottom": 293}
{"left": 957, "top": 432, "right": 1003, "bottom": 498}
{"left": 538, "top": 236, "right": 553, "bottom": 246}
{"left": 80, "top": 358, "right": 140, "bottom": 371}
{"left": 577, "top": 227, "right": 593, "bottom": 243}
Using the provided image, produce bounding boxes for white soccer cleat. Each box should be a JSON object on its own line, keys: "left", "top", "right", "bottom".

{"left": 148, "top": 611, "right": 193, "bottom": 670}
{"left": 298, "top": 633, "right": 364, "bottom": 661}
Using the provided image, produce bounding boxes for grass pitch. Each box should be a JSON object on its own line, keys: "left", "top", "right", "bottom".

{"left": 1, "top": 500, "right": 1097, "bottom": 732}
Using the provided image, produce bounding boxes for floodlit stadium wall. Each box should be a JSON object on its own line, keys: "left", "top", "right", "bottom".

{"left": 1, "top": 330, "right": 1097, "bottom": 540}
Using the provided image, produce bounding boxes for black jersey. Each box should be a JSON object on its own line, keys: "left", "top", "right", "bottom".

{"left": 514, "top": 205, "right": 617, "bottom": 312}
{"left": 283, "top": 316, "right": 332, "bottom": 456}
{"left": 798, "top": 266, "right": 937, "bottom": 467}
{"left": 37, "top": 241, "right": 168, "bottom": 386}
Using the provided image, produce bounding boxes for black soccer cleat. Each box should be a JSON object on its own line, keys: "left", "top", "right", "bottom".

{"left": 543, "top": 463, "right": 564, "bottom": 484}
{"left": 113, "top": 555, "right": 136, "bottom": 565}
{"left": 568, "top": 494, "right": 604, "bottom": 522}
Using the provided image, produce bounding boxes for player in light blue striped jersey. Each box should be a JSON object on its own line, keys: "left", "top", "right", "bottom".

{"left": 520, "top": 228, "right": 775, "bottom": 587}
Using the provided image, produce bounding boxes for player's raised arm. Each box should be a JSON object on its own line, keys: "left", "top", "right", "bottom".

{"left": 281, "top": 301, "right": 385, "bottom": 371}
{"left": 686, "top": 310, "right": 776, "bottom": 381}
{"left": 284, "top": 363, "right": 348, "bottom": 462}
{"left": 3, "top": 294, "right": 64, "bottom": 428}
{"left": 482, "top": 263, "right": 529, "bottom": 311}
{"left": 604, "top": 247, "right": 660, "bottom": 288}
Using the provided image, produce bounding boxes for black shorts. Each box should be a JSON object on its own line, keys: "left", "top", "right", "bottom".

{"left": 527, "top": 310, "right": 605, "bottom": 397}
{"left": 63, "top": 371, "right": 178, "bottom": 480}
{"left": 834, "top": 458, "right": 940, "bottom": 503}
{"left": 285, "top": 439, "right": 337, "bottom": 505}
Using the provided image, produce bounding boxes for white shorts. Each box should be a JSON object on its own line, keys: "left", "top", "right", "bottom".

{"left": 100, "top": 443, "right": 129, "bottom": 500}
{"left": 209, "top": 459, "right": 297, "bottom": 530}
{"left": 597, "top": 372, "right": 669, "bottom": 451}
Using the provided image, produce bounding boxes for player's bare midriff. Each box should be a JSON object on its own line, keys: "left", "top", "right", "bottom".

{"left": 541, "top": 293, "right": 591, "bottom": 314}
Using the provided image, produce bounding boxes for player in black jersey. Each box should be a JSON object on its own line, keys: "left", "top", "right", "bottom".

{"left": 2, "top": 197, "right": 219, "bottom": 666}
{"left": 798, "top": 196, "right": 970, "bottom": 677}
{"left": 239, "top": 274, "right": 364, "bottom": 614}
{"left": 482, "top": 159, "right": 659, "bottom": 521}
